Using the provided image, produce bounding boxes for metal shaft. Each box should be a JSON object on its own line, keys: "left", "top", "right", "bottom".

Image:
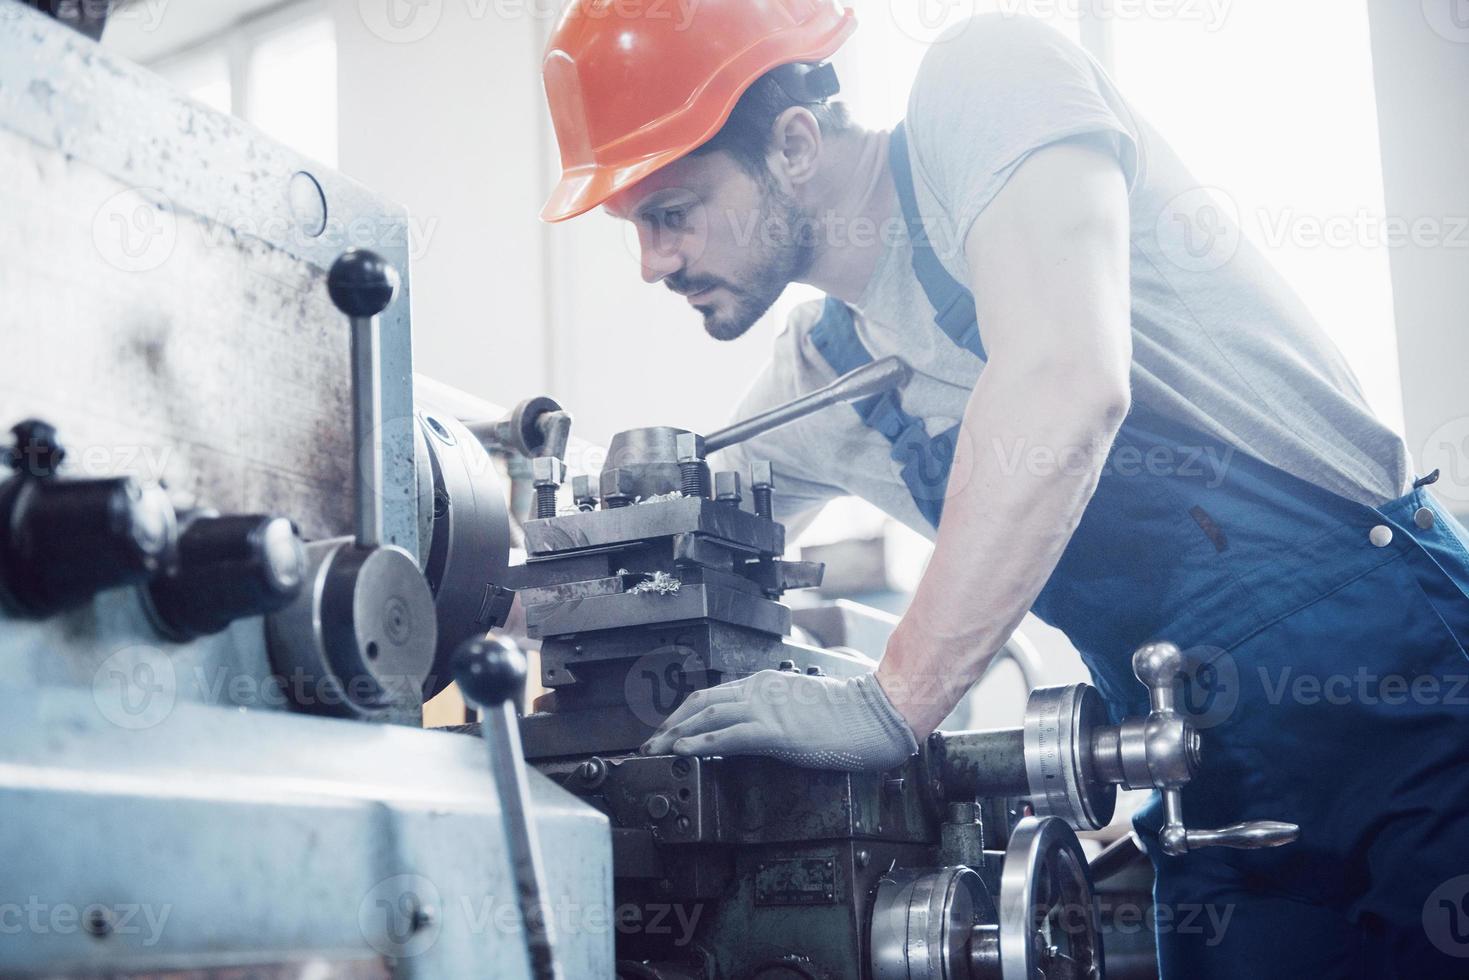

{"left": 349, "top": 312, "right": 383, "bottom": 548}
{"left": 704, "top": 356, "right": 911, "bottom": 453}
{"left": 481, "top": 701, "right": 563, "bottom": 980}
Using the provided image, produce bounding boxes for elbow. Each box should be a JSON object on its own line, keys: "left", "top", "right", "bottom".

{"left": 1094, "top": 375, "right": 1131, "bottom": 434}
{"left": 1028, "top": 359, "right": 1132, "bottom": 437}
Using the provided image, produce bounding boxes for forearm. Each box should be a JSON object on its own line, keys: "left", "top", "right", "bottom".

{"left": 876, "top": 361, "right": 1127, "bottom": 737}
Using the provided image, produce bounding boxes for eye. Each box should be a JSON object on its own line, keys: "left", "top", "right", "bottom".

{"left": 659, "top": 207, "right": 689, "bottom": 231}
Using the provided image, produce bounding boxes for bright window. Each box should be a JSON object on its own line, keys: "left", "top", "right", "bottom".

{"left": 1108, "top": 0, "right": 1403, "bottom": 430}
{"left": 146, "top": 4, "right": 338, "bottom": 169}
{"left": 153, "top": 47, "right": 231, "bottom": 114}
{"left": 244, "top": 11, "right": 338, "bottom": 167}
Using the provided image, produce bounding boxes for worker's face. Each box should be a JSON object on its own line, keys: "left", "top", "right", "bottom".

{"left": 606, "top": 150, "right": 816, "bottom": 341}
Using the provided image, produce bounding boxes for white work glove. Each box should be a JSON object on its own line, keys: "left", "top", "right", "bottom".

{"left": 640, "top": 669, "right": 919, "bottom": 771}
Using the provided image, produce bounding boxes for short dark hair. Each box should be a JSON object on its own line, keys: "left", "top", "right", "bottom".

{"left": 693, "top": 65, "right": 852, "bottom": 174}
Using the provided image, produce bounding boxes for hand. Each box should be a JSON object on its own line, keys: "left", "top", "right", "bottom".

{"left": 640, "top": 669, "right": 919, "bottom": 771}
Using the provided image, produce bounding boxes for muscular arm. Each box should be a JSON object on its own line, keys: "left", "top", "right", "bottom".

{"left": 876, "top": 138, "right": 1133, "bottom": 738}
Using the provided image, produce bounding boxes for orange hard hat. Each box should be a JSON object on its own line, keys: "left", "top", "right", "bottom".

{"left": 540, "top": 0, "right": 857, "bottom": 222}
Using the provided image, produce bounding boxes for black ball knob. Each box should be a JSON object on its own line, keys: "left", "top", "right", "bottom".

{"left": 148, "top": 514, "right": 307, "bottom": 638}
{"left": 327, "top": 248, "right": 400, "bottom": 318}
{"left": 452, "top": 636, "right": 527, "bottom": 708}
{"left": 6, "top": 419, "right": 66, "bottom": 478}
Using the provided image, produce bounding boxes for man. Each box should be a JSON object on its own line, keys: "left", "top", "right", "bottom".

{"left": 539, "top": 2, "right": 1469, "bottom": 976}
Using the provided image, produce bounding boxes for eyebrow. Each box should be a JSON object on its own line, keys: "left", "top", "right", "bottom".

{"left": 634, "top": 192, "right": 696, "bottom": 224}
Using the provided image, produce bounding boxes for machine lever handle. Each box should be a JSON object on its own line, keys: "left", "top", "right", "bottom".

{"left": 704, "top": 356, "right": 911, "bottom": 453}
{"left": 1180, "top": 820, "right": 1301, "bottom": 852}
{"left": 454, "top": 637, "right": 564, "bottom": 980}
{"left": 327, "top": 249, "right": 400, "bottom": 549}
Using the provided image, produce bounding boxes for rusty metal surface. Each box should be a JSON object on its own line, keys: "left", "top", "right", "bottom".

{"left": 0, "top": 3, "right": 418, "bottom": 549}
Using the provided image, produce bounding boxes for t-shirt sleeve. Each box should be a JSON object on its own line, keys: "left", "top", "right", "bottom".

{"left": 711, "top": 301, "right": 847, "bottom": 538}
{"left": 905, "top": 14, "right": 1141, "bottom": 258}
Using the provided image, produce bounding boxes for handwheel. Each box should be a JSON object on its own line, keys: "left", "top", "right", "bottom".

{"left": 995, "top": 816, "right": 1103, "bottom": 980}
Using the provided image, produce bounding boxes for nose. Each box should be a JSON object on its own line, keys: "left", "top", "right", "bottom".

{"left": 636, "top": 224, "right": 684, "bottom": 285}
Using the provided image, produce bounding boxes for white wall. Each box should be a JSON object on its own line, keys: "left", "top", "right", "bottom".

{"left": 1367, "top": 0, "right": 1469, "bottom": 519}
{"left": 332, "top": 0, "right": 555, "bottom": 410}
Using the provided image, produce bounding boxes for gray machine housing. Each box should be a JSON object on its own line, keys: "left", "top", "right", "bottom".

{"left": 0, "top": 6, "right": 612, "bottom": 976}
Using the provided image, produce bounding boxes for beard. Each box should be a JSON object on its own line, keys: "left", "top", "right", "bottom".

{"left": 667, "top": 176, "right": 818, "bottom": 342}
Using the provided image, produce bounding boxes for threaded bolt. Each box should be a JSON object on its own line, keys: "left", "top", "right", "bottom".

{"left": 679, "top": 460, "right": 707, "bottom": 498}
{"left": 751, "top": 460, "right": 774, "bottom": 519}
{"left": 535, "top": 483, "right": 558, "bottom": 519}
{"left": 530, "top": 456, "right": 565, "bottom": 520}
{"left": 675, "top": 432, "right": 708, "bottom": 499}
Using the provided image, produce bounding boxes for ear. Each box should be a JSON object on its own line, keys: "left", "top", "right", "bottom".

{"left": 766, "top": 106, "right": 823, "bottom": 191}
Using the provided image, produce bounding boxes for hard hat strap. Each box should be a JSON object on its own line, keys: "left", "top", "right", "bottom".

{"left": 769, "top": 62, "right": 841, "bottom": 106}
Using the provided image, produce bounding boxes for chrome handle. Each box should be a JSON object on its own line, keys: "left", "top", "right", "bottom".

{"left": 1131, "top": 643, "right": 1300, "bottom": 857}
{"left": 1176, "top": 820, "right": 1301, "bottom": 852}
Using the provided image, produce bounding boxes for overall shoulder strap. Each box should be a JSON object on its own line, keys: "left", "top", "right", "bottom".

{"left": 889, "top": 123, "right": 987, "bottom": 361}
{"left": 808, "top": 296, "right": 955, "bottom": 528}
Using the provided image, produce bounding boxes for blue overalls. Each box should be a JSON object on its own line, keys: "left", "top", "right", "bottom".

{"left": 811, "top": 124, "right": 1469, "bottom": 978}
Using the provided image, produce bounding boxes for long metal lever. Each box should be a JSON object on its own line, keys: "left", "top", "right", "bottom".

{"left": 704, "top": 356, "right": 912, "bottom": 453}
{"left": 454, "top": 637, "right": 563, "bottom": 980}
{"left": 327, "top": 249, "right": 400, "bottom": 549}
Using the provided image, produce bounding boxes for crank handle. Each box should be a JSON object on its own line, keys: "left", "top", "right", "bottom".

{"left": 1160, "top": 818, "right": 1300, "bottom": 856}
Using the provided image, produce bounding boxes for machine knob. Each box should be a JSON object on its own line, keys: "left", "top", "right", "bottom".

{"left": 327, "top": 248, "right": 399, "bottom": 318}
{"left": 0, "top": 472, "right": 176, "bottom": 617}
{"left": 148, "top": 514, "right": 307, "bottom": 639}
{"left": 452, "top": 635, "right": 563, "bottom": 980}
{"left": 5, "top": 418, "right": 66, "bottom": 478}
{"left": 452, "top": 636, "right": 528, "bottom": 708}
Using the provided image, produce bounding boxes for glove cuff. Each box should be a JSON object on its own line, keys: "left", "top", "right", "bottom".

{"left": 852, "top": 672, "right": 919, "bottom": 758}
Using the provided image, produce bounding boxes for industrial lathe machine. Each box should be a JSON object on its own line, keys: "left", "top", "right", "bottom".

{"left": 0, "top": 4, "right": 1297, "bottom": 978}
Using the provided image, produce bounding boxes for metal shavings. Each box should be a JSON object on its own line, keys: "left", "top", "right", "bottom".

{"left": 628, "top": 571, "right": 682, "bottom": 596}
{"left": 638, "top": 492, "right": 683, "bottom": 505}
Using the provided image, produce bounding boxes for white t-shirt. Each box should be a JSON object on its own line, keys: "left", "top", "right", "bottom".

{"left": 717, "top": 14, "right": 1410, "bottom": 538}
